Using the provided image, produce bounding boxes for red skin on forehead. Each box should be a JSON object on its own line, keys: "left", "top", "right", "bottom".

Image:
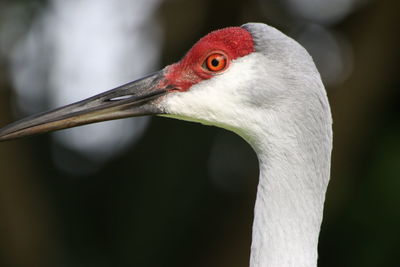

{"left": 163, "top": 27, "right": 254, "bottom": 91}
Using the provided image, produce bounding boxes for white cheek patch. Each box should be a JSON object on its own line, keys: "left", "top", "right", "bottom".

{"left": 160, "top": 53, "right": 261, "bottom": 131}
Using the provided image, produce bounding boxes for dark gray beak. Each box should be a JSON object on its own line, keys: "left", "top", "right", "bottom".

{"left": 0, "top": 70, "right": 170, "bottom": 141}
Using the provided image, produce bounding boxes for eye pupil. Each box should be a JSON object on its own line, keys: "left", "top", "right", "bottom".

{"left": 211, "top": 58, "right": 219, "bottom": 67}
{"left": 204, "top": 53, "right": 227, "bottom": 72}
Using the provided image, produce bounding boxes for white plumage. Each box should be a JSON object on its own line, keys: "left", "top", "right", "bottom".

{"left": 162, "top": 23, "right": 332, "bottom": 267}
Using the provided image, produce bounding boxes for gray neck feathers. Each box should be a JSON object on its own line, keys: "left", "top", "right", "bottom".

{"left": 240, "top": 23, "right": 332, "bottom": 267}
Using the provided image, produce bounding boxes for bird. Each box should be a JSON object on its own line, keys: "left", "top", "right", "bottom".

{"left": 0, "top": 23, "right": 332, "bottom": 267}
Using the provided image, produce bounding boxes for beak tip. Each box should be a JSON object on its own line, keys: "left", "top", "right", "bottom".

{"left": 0, "top": 129, "right": 19, "bottom": 142}
{"left": 0, "top": 134, "right": 13, "bottom": 142}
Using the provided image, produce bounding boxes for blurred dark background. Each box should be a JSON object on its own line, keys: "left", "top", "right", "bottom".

{"left": 0, "top": 0, "right": 399, "bottom": 266}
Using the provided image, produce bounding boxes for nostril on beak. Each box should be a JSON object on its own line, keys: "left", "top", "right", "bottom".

{"left": 107, "top": 95, "right": 135, "bottom": 101}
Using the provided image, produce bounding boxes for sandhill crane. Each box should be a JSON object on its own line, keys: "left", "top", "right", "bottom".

{"left": 0, "top": 23, "right": 332, "bottom": 267}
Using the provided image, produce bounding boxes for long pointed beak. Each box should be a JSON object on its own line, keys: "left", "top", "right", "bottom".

{"left": 0, "top": 70, "right": 170, "bottom": 141}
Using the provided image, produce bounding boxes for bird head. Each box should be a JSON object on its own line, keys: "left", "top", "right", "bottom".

{"left": 0, "top": 23, "right": 322, "bottom": 142}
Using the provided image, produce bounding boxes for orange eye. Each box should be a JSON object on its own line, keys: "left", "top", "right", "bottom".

{"left": 204, "top": 53, "right": 227, "bottom": 72}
